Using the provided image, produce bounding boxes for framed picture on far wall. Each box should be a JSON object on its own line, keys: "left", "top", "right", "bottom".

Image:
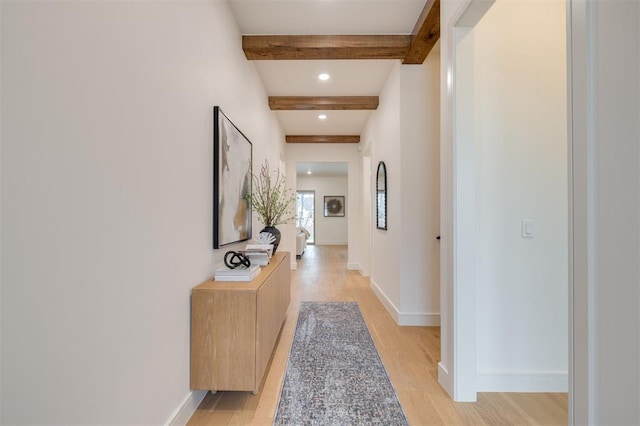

{"left": 213, "top": 106, "right": 252, "bottom": 249}
{"left": 324, "top": 196, "right": 345, "bottom": 217}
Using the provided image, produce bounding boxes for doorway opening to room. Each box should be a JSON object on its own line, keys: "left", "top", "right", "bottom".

{"left": 296, "top": 190, "right": 315, "bottom": 244}
{"left": 295, "top": 161, "right": 349, "bottom": 249}
{"left": 445, "top": 0, "right": 568, "bottom": 409}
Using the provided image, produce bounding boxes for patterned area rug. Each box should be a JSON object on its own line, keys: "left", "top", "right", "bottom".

{"left": 274, "top": 301, "right": 408, "bottom": 425}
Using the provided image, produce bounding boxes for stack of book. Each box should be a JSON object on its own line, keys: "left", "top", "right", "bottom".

{"left": 245, "top": 244, "right": 274, "bottom": 257}
{"left": 214, "top": 264, "right": 261, "bottom": 282}
{"left": 239, "top": 248, "right": 271, "bottom": 266}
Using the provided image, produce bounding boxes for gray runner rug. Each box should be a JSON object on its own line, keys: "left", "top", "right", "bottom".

{"left": 274, "top": 301, "right": 408, "bottom": 425}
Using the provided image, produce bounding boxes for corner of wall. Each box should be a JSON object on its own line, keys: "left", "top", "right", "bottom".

{"left": 165, "top": 391, "right": 208, "bottom": 426}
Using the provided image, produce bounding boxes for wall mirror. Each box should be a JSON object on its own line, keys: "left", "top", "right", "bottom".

{"left": 376, "top": 161, "right": 387, "bottom": 230}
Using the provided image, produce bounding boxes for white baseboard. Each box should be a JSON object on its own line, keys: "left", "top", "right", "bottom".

{"left": 315, "top": 242, "right": 348, "bottom": 246}
{"left": 369, "top": 279, "right": 440, "bottom": 326}
{"left": 370, "top": 278, "right": 401, "bottom": 323}
{"left": 477, "top": 370, "right": 568, "bottom": 392}
{"left": 438, "top": 362, "right": 454, "bottom": 398}
{"left": 398, "top": 312, "right": 440, "bottom": 326}
{"left": 166, "top": 390, "right": 208, "bottom": 426}
{"left": 347, "top": 263, "right": 360, "bottom": 271}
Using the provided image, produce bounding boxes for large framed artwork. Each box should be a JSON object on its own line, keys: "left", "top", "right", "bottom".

{"left": 213, "top": 106, "right": 252, "bottom": 249}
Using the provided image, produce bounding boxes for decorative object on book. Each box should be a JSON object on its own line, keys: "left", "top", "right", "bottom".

{"left": 223, "top": 251, "right": 251, "bottom": 269}
{"left": 376, "top": 161, "right": 388, "bottom": 230}
{"left": 213, "top": 106, "right": 252, "bottom": 249}
{"left": 323, "top": 195, "right": 345, "bottom": 217}
{"left": 214, "top": 263, "right": 260, "bottom": 282}
{"left": 274, "top": 302, "right": 408, "bottom": 425}
{"left": 246, "top": 160, "right": 296, "bottom": 253}
{"left": 256, "top": 232, "right": 276, "bottom": 245}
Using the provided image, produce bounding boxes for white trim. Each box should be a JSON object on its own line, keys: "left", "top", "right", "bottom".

{"left": 438, "top": 362, "right": 453, "bottom": 396}
{"left": 398, "top": 312, "right": 440, "bottom": 326}
{"left": 165, "top": 390, "right": 208, "bottom": 426}
{"left": 442, "top": 0, "right": 495, "bottom": 403}
{"left": 347, "top": 262, "right": 360, "bottom": 271}
{"left": 567, "top": 1, "right": 588, "bottom": 424}
{"left": 370, "top": 279, "right": 440, "bottom": 326}
{"left": 477, "top": 371, "right": 569, "bottom": 393}
{"left": 315, "top": 242, "right": 348, "bottom": 246}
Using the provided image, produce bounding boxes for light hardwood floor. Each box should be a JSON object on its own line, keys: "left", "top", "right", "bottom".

{"left": 188, "top": 245, "right": 567, "bottom": 425}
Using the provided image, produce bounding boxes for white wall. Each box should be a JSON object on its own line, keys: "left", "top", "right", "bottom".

{"left": 297, "top": 174, "right": 348, "bottom": 245}
{"left": 361, "top": 62, "right": 403, "bottom": 314}
{"left": 284, "top": 145, "right": 362, "bottom": 270}
{"left": 361, "top": 45, "right": 441, "bottom": 326}
{"left": 471, "top": 0, "right": 568, "bottom": 392}
{"left": 399, "top": 46, "right": 441, "bottom": 320}
{"left": 570, "top": 1, "right": 640, "bottom": 423}
{"left": 1, "top": 1, "right": 284, "bottom": 424}
{"left": 360, "top": 154, "right": 371, "bottom": 276}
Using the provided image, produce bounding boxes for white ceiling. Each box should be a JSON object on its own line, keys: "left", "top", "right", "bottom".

{"left": 296, "top": 162, "right": 349, "bottom": 177}
{"left": 229, "top": 0, "right": 425, "bottom": 35}
{"left": 228, "top": 0, "right": 425, "bottom": 137}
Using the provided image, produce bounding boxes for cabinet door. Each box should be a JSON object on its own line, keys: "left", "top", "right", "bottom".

{"left": 255, "top": 253, "right": 291, "bottom": 391}
{"left": 191, "top": 291, "right": 257, "bottom": 391}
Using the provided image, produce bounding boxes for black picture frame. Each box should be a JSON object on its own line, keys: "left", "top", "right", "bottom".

{"left": 213, "top": 106, "right": 252, "bottom": 249}
{"left": 376, "top": 161, "right": 387, "bottom": 230}
{"left": 324, "top": 195, "right": 345, "bottom": 217}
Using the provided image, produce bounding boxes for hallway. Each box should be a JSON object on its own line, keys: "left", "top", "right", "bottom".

{"left": 188, "top": 246, "right": 567, "bottom": 425}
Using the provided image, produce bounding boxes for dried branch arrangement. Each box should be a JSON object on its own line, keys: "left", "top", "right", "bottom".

{"left": 246, "top": 160, "right": 296, "bottom": 227}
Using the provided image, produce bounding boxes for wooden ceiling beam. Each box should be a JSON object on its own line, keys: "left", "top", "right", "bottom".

{"left": 403, "top": 0, "right": 440, "bottom": 64}
{"left": 286, "top": 135, "right": 360, "bottom": 144}
{"left": 243, "top": 35, "right": 411, "bottom": 60}
{"left": 269, "top": 96, "right": 379, "bottom": 111}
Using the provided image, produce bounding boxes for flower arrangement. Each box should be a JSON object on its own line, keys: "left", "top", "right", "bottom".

{"left": 246, "top": 160, "right": 296, "bottom": 227}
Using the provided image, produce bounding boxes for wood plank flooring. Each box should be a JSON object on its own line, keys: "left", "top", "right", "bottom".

{"left": 187, "top": 245, "right": 567, "bottom": 425}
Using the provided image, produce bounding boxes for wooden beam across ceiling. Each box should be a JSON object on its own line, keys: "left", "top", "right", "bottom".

{"left": 269, "top": 96, "right": 379, "bottom": 111}
{"left": 403, "top": 0, "right": 441, "bottom": 64}
{"left": 286, "top": 135, "right": 360, "bottom": 144}
{"left": 243, "top": 35, "right": 411, "bottom": 60}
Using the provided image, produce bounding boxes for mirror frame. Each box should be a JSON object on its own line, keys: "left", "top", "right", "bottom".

{"left": 376, "top": 161, "right": 387, "bottom": 230}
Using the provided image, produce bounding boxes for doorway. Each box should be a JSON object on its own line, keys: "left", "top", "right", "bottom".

{"left": 443, "top": 0, "right": 569, "bottom": 402}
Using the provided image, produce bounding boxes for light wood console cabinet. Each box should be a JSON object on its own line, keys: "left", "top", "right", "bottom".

{"left": 190, "top": 252, "right": 290, "bottom": 394}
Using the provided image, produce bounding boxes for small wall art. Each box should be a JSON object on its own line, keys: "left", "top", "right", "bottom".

{"left": 376, "top": 161, "right": 387, "bottom": 230}
{"left": 324, "top": 195, "right": 345, "bottom": 217}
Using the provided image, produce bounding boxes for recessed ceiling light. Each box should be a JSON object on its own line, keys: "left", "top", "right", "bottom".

{"left": 307, "top": 170, "right": 312, "bottom": 175}
{"left": 318, "top": 114, "right": 327, "bottom": 120}
{"left": 318, "top": 73, "right": 330, "bottom": 81}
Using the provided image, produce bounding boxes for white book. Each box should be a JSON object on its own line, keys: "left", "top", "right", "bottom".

{"left": 214, "top": 274, "right": 258, "bottom": 282}
{"left": 241, "top": 251, "right": 270, "bottom": 266}
{"left": 215, "top": 264, "right": 260, "bottom": 277}
{"left": 245, "top": 244, "right": 273, "bottom": 257}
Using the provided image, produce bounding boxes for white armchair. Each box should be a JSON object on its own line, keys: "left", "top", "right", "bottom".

{"left": 296, "top": 227, "right": 310, "bottom": 258}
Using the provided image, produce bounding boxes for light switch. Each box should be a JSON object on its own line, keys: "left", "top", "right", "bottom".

{"left": 522, "top": 220, "right": 534, "bottom": 238}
